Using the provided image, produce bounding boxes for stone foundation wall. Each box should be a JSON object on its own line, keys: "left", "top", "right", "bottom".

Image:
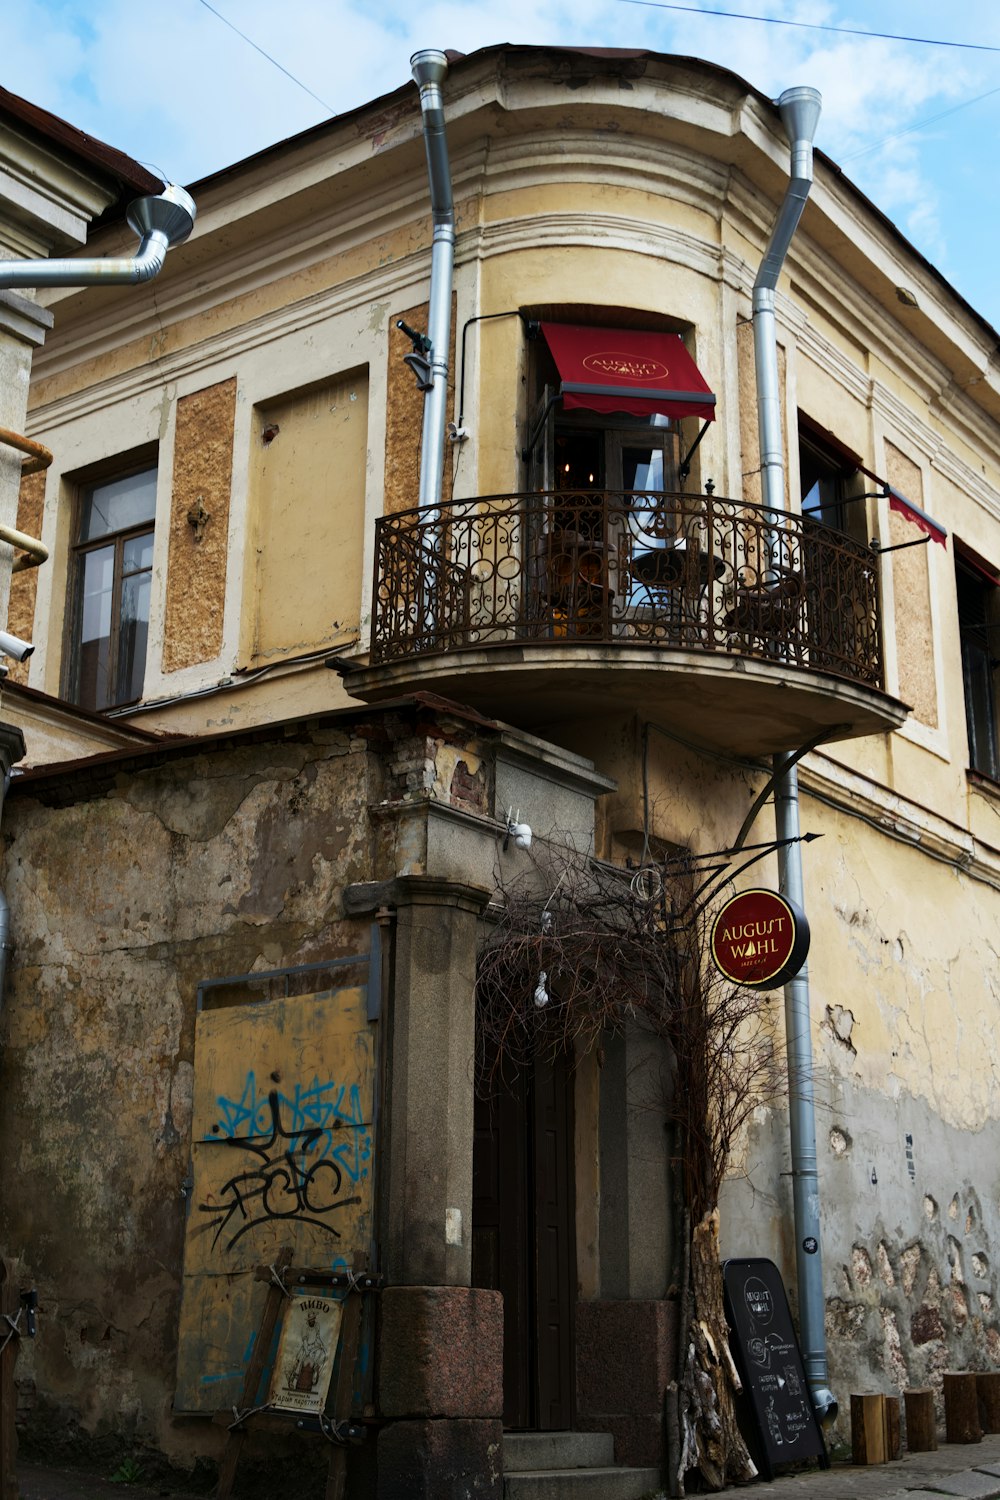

{"left": 376, "top": 1287, "right": 503, "bottom": 1500}
{"left": 576, "top": 1298, "right": 678, "bottom": 1467}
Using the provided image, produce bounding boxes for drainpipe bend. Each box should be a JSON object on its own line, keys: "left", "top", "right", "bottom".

{"left": 752, "top": 84, "right": 836, "bottom": 1425}
{"left": 410, "top": 50, "right": 455, "bottom": 510}
{"left": 0, "top": 185, "right": 195, "bottom": 289}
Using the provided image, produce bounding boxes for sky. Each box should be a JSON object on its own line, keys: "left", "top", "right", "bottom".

{"left": 7, "top": 0, "right": 1000, "bottom": 329}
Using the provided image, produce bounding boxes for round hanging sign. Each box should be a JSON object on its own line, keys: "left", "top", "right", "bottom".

{"left": 709, "top": 888, "right": 810, "bottom": 990}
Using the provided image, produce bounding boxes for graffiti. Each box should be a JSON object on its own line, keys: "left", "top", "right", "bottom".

{"left": 198, "top": 1073, "right": 371, "bottom": 1253}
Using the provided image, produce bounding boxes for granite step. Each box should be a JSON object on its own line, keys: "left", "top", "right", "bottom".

{"left": 504, "top": 1432, "right": 615, "bottom": 1472}
{"left": 504, "top": 1463, "right": 662, "bottom": 1499}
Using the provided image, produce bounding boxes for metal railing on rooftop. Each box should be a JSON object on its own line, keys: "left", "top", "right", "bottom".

{"left": 371, "top": 489, "right": 884, "bottom": 690}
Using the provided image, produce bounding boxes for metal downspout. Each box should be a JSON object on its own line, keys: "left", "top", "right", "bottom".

{"left": 410, "top": 50, "right": 455, "bottom": 509}
{"left": 751, "top": 86, "right": 837, "bottom": 1423}
{"left": 0, "top": 185, "right": 195, "bottom": 289}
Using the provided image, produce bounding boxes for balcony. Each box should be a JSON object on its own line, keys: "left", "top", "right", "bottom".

{"left": 346, "top": 490, "right": 908, "bottom": 755}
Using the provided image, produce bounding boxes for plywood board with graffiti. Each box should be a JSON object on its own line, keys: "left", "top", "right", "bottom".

{"left": 174, "top": 986, "right": 374, "bottom": 1412}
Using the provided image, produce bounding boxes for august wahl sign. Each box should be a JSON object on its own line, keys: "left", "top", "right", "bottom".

{"left": 710, "top": 889, "right": 810, "bottom": 990}
{"left": 723, "top": 1258, "right": 829, "bottom": 1479}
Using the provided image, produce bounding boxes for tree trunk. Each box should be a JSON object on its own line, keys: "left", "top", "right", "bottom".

{"left": 680, "top": 1208, "right": 757, "bottom": 1490}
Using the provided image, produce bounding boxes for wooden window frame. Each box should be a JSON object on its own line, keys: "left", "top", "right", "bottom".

{"left": 956, "top": 552, "right": 1000, "bottom": 781}
{"left": 64, "top": 460, "right": 157, "bottom": 711}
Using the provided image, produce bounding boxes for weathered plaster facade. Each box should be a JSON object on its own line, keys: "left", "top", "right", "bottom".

{"left": 3, "top": 40, "right": 1000, "bottom": 1497}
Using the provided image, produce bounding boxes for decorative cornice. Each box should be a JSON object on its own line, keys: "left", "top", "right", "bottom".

{"left": 801, "top": 752, "right": 1000, "bottom": 893}
{"left": 474, "top": 209, "right": 722, "bottom": 282}
{"left": 794, "top": 314, "right": 872, "bottom": 409}
{"left": 0, "top": 289, "right": 52, "bottom": 348}
{"left": 478, "top": 128, "right": 731, "bottom": 213}
{"left": 27, "top": 238, "right": 440, "bottom": 429}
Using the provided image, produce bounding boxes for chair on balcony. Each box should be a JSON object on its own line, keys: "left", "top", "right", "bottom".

{"left": 547, "top": 541, "right": 615, "bottom": 638}
{"left": 723, "top": 564, "right": 805, "bottom": 661}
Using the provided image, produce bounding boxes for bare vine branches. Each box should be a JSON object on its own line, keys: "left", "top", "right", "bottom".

{"left": 477, "top": 835, "right": 787, "bottom": 1491}
{"left": 478, "top": 837, "right": 782, "bottom": 1214}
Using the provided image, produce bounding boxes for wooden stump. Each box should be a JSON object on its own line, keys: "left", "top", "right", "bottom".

{"left": 904, "top": 1388, "right": 938, "bottom": 1452}
{"left": 851, "top": 1394, "right": 887, "bottom": 1465}
{"left": 687, "top": 1210, "right": 757, "bottom": 1489}
{"left": 944, "top": 1372, "right": 982, "bottom": 1444}
{"left": 977, "top": 1372, "right": 1000, "bottom": 1434}
{"left": 884, "top": 1394, "right": 902, "bottom": 1459}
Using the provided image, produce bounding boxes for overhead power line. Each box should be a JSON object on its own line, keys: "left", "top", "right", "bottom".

{"left": 614, "top": 0, "right": 1000, "bottom": 54}
{"left": 843, "top": 85, "right": 1000, "bottom": 161}
{"left": 197, "top": 0, "right": 337, "bottom": 114}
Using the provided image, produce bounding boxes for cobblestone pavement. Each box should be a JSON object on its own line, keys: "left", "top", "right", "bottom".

{"left": 732, "top": 1432, "right": 1000, "bottom": 1499}
{"left": 16, "top": 1433, "right": 1000, "bottom": 1499}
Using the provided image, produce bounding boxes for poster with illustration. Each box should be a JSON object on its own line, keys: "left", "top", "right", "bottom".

{"left": 268, "top": 1291, "right": 343, "bottom": 1415}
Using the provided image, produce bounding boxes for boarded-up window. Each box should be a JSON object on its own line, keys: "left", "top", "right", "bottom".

{"left": 7, "top": 468, "right": 45, "bottom": 684}
{"left": 174, "top": 984, "right": 375, "bottom": 1412}
{"left": 886, "top": 440, "right": 937, "bottom": 726}
{"left": 248, "top": 370, "right": 368, "bottom": 663}
{"left": 163, "top": 378, "right": 237, "bottom": 673}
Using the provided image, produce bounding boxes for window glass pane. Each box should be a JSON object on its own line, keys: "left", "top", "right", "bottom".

{"left": 958, "top": 564, "right": 1000, "bottom": 778}
{"left": 555, "top": 430, "right": 604, "bottom": 490}
{"left": 963, "top": 641, "right": 998, "bottom": 777}
{"left": 799, "top": 432, "right": 852, "bottom": 532}
{"left": 623, "top": 447, "right": 664, "bottom": 494}
{"left": 123, "top": 531, "right": 155, "bottom": 574}
{"left": 77, "top": 545, "right": 114, "bottom": 711}
{"left": 116, "top": 570, "right": 151, "bottom": 705}
{"left": 80, "top": 469, "right": 157, "bottom": 541}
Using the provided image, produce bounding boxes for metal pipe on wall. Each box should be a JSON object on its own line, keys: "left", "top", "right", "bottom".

{"left": 410, "top": 50, "right": 456, "bottom": 510}
{"left": 0, "top": 184, "right": 195, "bottom": 289}
{"left": 751, "top": 85, "right": 837, "bottom": 1423}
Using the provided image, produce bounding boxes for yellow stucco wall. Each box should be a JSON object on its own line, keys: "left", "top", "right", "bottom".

{"left": 244, "top": 369, "right": 369, "bottom": 663}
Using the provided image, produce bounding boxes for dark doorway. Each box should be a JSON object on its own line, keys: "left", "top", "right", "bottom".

{"left": 472, "top": 1049, "right": 576, "bottom": 1430}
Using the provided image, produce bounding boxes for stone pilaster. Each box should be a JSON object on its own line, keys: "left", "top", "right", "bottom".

{"left": 381, "top": 875, "right": 490, "bottom": 1289}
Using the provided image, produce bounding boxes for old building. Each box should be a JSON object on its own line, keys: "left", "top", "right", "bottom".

{"left": 3, "top": 40, "right": 1000, "bottom": 1499}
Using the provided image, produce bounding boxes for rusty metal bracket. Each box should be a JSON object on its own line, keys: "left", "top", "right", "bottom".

{"left": 0, "top": 426, "right": 52, "bottom": 478}
{"left": 0, "top": 427, "right": 51, "bottom": 574}
{"left": 732, "top": 725, "right": 845, "bottom": 853}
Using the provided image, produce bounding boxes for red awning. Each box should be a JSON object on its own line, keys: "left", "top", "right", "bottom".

{"left": 887, "top": 487, "right": 947, "bottom": 547}
{"left": 540, "top": 322, "right": 716, "bottom": 422}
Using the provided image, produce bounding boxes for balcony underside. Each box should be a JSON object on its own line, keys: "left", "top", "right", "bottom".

{"left": 343, "top": 645, "right": 908, "bottom": 757}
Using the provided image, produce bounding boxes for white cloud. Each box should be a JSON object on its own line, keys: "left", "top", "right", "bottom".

{"left": 6, "top": 0, "right": 1000, "bottom": 320}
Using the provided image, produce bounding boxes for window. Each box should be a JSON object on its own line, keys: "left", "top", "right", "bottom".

{"left": 957, "top": 554, "right": 1000, "bottom": 780}
{"left": 798, "top": 418, "right": 864, "bottom": 539}
{"left": 68, "top": 466, "right": 156, "bottom": 710}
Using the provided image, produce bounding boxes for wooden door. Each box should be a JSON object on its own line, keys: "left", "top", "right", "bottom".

{"left": 532, "top": 1052, "right": 575, "bottom": 1429}
{"left": 472, "top": 1050, "right": 575, "bottom": 1430}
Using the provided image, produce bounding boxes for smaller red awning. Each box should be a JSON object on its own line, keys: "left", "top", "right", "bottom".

{"left": 887, "top": 487, "right": 947, "bottom": 547}
{"left": 541, "top": 322, "right": 716, "bottom": 422}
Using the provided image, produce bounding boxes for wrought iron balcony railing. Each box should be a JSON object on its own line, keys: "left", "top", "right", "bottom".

{"left": 371, "top": 490, "right": 884, "bottom": 690}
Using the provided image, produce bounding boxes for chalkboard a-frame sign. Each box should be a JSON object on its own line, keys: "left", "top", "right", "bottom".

{"left": 722, "top": 1258, "right": 829, "bottom": 1481}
